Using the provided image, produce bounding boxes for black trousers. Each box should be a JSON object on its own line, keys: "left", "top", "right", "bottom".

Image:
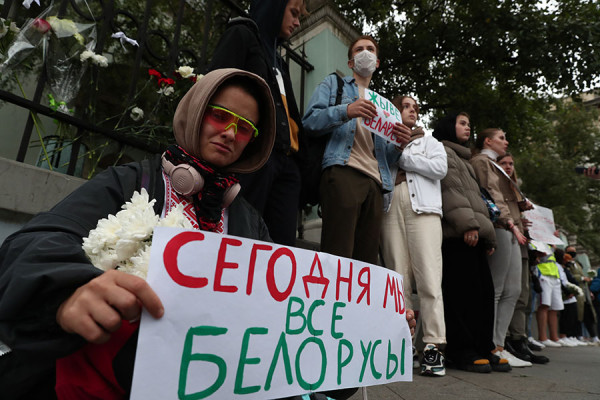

{"left": 239, "top": 150, "right": 301, "bottom": 246}
{"left": 559, "top": 302, "right": 579, "bottom": 337}
{"left": 441, "top": 238, "right": 496, "bottom": 362}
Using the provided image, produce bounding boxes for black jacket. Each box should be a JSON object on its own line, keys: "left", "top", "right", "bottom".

{"left": 208, "top": 1, "right": 303, "bottom": 155}
{"left": 0, "top": 156, "right": 270, "bottom": 398}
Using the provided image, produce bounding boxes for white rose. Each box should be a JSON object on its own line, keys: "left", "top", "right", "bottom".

{"left": 176, "top": 66, "right": 195, "bottom": 79}
{"left": 130, "top": 106, "right": 144, "bottom": 122}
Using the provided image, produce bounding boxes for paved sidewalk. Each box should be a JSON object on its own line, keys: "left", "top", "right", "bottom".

{"left": 350, "top": 345, "right": 600, "bottom": 400}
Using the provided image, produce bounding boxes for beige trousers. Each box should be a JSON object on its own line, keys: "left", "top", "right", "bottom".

{"left": 380, "top": 182, "right": 446, "bottom": 345}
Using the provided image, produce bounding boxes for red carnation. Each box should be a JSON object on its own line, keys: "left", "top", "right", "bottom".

{"left": 32, "top": 18, "right": 51, "bottom": 34}
{"left": 158, "top": 77, "right": 175, "bottom": 86}
{"left": 148, "top": 69, "right": 162, "bottom": 78}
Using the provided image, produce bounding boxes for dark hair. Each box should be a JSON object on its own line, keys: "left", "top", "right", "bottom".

{"left": 497, "top": 151, "right": 518, "bottom": 182}
{"left": 347, "top": 35, "right": 379, "bottom": 59}
{"left": 392, "top": 95, "right": 420, "bottom": 117}
{"left": 554, "top": 248, "right": 565, "bottom": 265}
{"left": 474, "top": 128, "right": 502, "bottom": 151}
{"left": 432, "top": 112, "right": 470, "bottom": 144}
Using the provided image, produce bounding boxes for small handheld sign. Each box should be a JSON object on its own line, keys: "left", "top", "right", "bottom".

{"left": 360, "top": 89, "right": 403, "bottom": 145}
{"left": 130, "top": 228, "right": 412, "bottom": 399}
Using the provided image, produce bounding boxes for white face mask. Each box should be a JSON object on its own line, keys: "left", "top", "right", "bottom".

{"left": 352, "top": 50, "right": 377, "bottom": 77}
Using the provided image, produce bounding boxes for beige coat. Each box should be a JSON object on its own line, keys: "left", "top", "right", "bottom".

{"left": 470, "top": 152, "right": 523, "bottom": 232}
{"left": 440, "top": 141, "right": 496, "bottom": 249}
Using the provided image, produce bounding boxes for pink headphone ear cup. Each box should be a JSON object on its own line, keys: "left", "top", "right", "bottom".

{"left": 170, "top": 164, "right": 204, "bottom": 197}
{"left": 222, "top": 183, "right": 241, "bottom": 208}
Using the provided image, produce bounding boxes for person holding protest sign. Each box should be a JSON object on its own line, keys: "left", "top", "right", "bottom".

{"left": 380, "top": 95, "right": 448, "bottom": 377}
{"left": 471, "top": 129, "right": 532, "bottom": 368}
{"left": 208, "top": 0, "right": 309, "bottom": 246}
{"left": 0, "top": 68, "right": 277, "bottom": 398}
{"left": 497, "top": 153, "right": 549, "bottom": 364}
{"left": 432, "top": 113, "right": 505, "bottom": 373}
{"left": 301, "top": 35, "right": 411, "bottom": 266}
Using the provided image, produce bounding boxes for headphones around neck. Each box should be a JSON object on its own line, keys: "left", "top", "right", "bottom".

{"left": 161, "top": 155, "right": 240, "bottom": 208}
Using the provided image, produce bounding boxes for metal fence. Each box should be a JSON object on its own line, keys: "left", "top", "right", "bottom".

{"left": 0, "top": 0, "right": 312, "bottom": 177}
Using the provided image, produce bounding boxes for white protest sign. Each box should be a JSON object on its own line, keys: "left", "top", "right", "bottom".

{"left": 523, "top": 203, "right": 565, "bottom": 246}
{"left": 360, "top": 88, "right": 403, "bottom": 145}
{"left": 131, "top": 228, "right": 412, "bottom": 400}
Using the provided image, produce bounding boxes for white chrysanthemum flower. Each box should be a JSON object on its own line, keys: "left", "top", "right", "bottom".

{"left": 130, "top": 107, "right": 144, "bottom": 122}
{"left": 91, "top": 53, "right": 108, "bottom": 67}
{"left": 9, "top": 21, "right": 19, "bottom": 33}
{"left": 114, "top": 238, "right": 143, "bottom": 261}
{"left": 96, "top": 249, "right": 120, "bottom": 271}
{"left": 80, "top": 49, "right": 94, "bottom": 62}
{"left": 158, "top": 203, "right": 193, "bottom": 228}
{"left": 82, "top": 188, "right": 187, "bottom": 279}
{"left": 122, "top": 243, "right": 152, "bottom": 279}
{"left": 176, "top": 66, "right": 195, "bottom": 79}
{"left": 0, "top": 19, "right": 7, "bottom": 39}
{"left": 157, "top": 86, "right": 175, "bottom": 96}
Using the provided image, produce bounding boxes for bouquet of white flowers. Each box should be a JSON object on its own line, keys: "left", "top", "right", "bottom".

{"left": 82, "top": 188, "right": 192, "bottom": 279}
{"left": 563, "top": 281, "right": 584, "bottom": 298}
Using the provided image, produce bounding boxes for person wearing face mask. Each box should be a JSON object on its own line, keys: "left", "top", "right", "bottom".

{"left": 302, "top": 35, "right": 411, "bottom": 266}
{"left": 380, "top": 96, "right": 448, "bottom": 377}
{"left": 471, "top": 129, "right": 532, "bottom": 368}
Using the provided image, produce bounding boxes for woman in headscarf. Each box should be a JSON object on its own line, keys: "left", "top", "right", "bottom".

{"left": 0, "top": 68, "right": 276, "bottom": 398}
{"left": 432, "top": 113, "right": 507, "bottom": 373}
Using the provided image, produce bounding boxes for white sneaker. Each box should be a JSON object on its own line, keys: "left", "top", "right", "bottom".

{"left": 557, "top": 338, "right": 576, "bottom": 347}
{"left": 568, "top": 337, "right": 589, "bottom": 346}
{"left": 540, "top": 339, "right": 562, "bottom": 348}
{"left": 528, "top": 336, "right": 546, "bottom": 348}
{"left": 591, "top": 337, "right": 600, "bottom": 346}
{"left": 498, "top": 350, "right": 532, "bottom": 367}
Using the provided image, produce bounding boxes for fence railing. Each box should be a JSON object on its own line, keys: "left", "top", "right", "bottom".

{"left": 0, "top": 0, "right": 313, "bottom": 177}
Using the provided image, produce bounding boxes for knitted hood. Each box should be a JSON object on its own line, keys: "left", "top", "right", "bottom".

{"left": 172, "top": 68, "right": 275, "bottom": 173}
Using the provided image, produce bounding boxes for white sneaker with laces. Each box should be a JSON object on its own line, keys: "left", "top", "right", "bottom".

{"left": 540, "top": 339, "right": 562, "bottom": 348}
{"left": 591, "top": 337, "right": 600, "bottom": 345}
{"left": 528, "top": 336, "right": 545, "bottom": 348}
{"left": 498, "top": 350, "right": 532, "bottom": 367}
{"left": 558, "top": 338, "right": 576, "bottom": 347}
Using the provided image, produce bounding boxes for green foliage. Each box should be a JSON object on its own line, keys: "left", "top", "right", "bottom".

{"left": 335, "top": 0, "right": 600, "bottom": 258}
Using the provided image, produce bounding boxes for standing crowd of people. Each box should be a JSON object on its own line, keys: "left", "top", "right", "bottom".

{"left": 0, "top": 1, "right": 598, "bottom": 399}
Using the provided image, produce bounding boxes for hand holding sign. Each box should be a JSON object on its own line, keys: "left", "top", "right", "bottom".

{"left": 57, "top": 269, "right": 164, "bottom": 344}
{"left": 347, "top": 98, "right": 378, "bottom": 120}
{"left": 360, "top": 89, "right": 410, "bottom": 146}
{"left": 391, "top": 122, "right": 411, "bottom": 147}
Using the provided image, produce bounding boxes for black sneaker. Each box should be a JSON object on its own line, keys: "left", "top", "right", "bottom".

{"left": 420, "top": 344, "right": 446, "bottom": 377}
{"left": 413, "top": 346, "right": 420, "bottom": 368}
{"left": 487, "top": 353, "right": 512, "bottom": 372}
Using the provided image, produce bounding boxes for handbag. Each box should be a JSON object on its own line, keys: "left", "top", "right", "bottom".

{"left": 480, "top": 187, "right": 501, "bottom": 222}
